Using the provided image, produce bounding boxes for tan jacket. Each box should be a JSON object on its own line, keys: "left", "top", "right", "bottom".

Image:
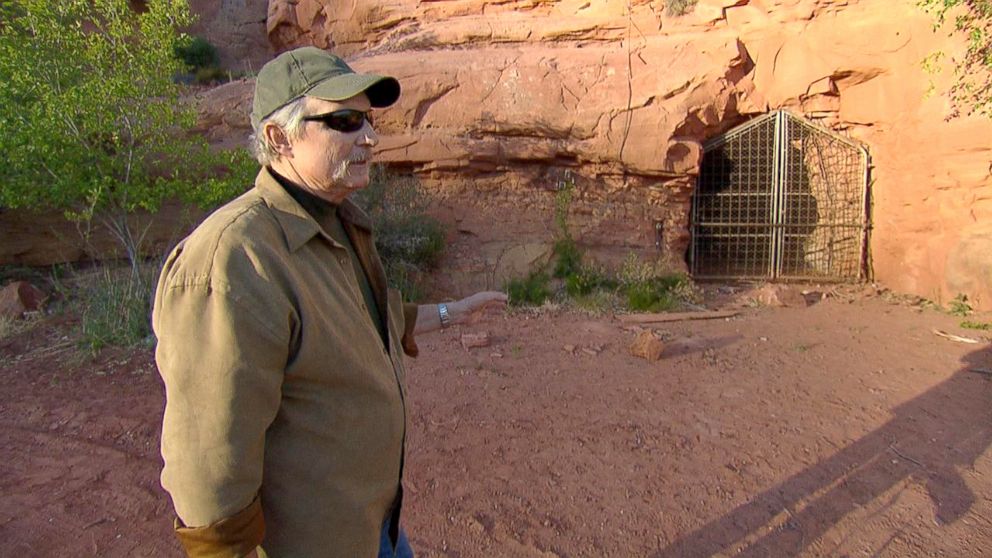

{"left": 153, "top": 167, "right": 418, "bottom": 557}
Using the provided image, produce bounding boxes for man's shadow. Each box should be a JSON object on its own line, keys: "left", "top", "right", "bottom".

{"left": 654, "top": 345, "right": 992, "bottom": 557}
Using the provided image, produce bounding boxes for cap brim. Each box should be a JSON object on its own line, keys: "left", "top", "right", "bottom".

{"left": 306, "top": 74, "right": 401, "bottom": 108}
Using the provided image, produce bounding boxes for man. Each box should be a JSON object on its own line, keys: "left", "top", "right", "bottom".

{"left": 153, "top": 46, "right": 505, "bottom": 557}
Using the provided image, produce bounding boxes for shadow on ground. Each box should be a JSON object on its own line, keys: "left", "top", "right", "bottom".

{"left": 654, "top": 346, "right": 992, "bottom": 557}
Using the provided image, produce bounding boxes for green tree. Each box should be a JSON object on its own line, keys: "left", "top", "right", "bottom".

{"left": 0, "top": 0, "right": 253, "bottom": 278}
{"left": 920, "top": 0, "right": 992, "bottom": 116}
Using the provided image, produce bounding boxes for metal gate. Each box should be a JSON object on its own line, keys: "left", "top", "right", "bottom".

{"left": 689, "top": 111, "right": 870, "bottom": 281}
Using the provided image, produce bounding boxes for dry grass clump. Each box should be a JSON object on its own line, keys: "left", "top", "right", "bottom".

{"left": 666, "top": 0, "right": 698, "bottom": 16}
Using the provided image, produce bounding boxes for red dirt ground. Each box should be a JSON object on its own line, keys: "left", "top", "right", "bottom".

{"left": 1, "top": 289, "right": 990, "bottom": 557}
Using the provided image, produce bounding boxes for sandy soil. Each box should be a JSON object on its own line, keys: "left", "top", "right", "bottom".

{"left": 1, "top": 289, "right": 990, "bottom": 557}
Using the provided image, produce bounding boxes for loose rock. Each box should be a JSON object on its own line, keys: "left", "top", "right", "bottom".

{"left": 630, "top": 331, "right": 665, "bottom": 361}
{"left": 460, "top": 332, "right": 491, "bottom": 350}
{"left": 753, "top": 284, "right": 808, "bottom": 307}
{"left": 0, "top": 281, "right": 45, "bottom": 320}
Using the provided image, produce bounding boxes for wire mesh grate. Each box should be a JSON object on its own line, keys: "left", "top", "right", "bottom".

{"left": 690, "top": 111, "right": 869, "bottom": 281}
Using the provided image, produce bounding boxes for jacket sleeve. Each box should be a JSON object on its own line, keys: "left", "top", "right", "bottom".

{"left": 401, "top": 302, "right": 419, "bottom": 358}
{"left": 153, "top": 262, "right": 291, "bottom": 556}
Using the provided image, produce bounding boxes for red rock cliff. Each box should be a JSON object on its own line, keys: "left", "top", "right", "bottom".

{"left": 253, "top": 0, "right": 992, "bottom": 307}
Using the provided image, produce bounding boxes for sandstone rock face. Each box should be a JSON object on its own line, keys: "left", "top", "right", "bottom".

{"left": 945, "top": 224, "right": 992, "bottom": 311}
{"left": 255, "top": 0, "right": 767, "bottom": 294}
{"left": 0, "top": 203, "right": 206, "bottom": 268}
{"left": 256, "top": 0, "right": 991, "bottom": 307}
{"left": 192, "top": 79, "right": 255, "bottom": 149}
{"left": 188, "top": 0, "right": 272, "bottom": 72}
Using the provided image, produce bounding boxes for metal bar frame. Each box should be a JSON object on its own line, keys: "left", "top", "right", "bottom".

{"left": 690, "top": 110, "right": 870, "bottom": 282}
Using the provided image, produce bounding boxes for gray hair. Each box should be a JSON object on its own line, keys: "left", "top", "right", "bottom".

{"left": 249, "top": 97, "right": 309, "bottom": 166}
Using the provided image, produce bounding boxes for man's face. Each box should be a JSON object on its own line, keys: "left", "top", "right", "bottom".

{"left": 287, "top": 93, "right": 377, "bottom": 203}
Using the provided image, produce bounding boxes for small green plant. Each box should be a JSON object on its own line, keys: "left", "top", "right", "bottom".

{"left": 571, "top": 290, "right": 623, "bottom": 316}
{"left": 0, "top": 313, "right": 42, "bottom": 341}
{"left": 75, "top": 265, "right": 157, "bottom": 354}
{"left": 174, "top": 35, "right": 219, "bottom": 72}
{"left": 618, "top": 252, "right": 657, "bottom": 286}
{"left": 353, "top": 165, "right": 445, "bottom": 301}
{"left": 564, "top": 265, "right": 616, "bottom": 297}
{"left": 666, "top": 0, "right": 699, "bottom": 16}
{"left": 0, "top": 316, "right": 17, "bottom": 341}
{"left": 506, "top": 270, "right": 552, "bottom": 307}
{"left": 948, "top": 294, "right": 973, "bottom": 317}
{"left": 193, "top": 66, "right": 231, "bottom": 85}
{"left": 618, "top": 254, "right": 695, "bottom": 312}
{"left": 553, "top": 172, "right": 575, "bottom": 239}
{"left": 382, "top": 262, "right": 428, "bottom": 303}
{"left": 624, "top": 276, "right": 686, "bottom": 312}
{"left": 551, "top": 172, "right": 583, "bottom": 278}
{"left": 553, "top": 239, "right": 583, "bottom": 279}
{"left": 173, "top": 36, "right": 240, "bottom": 85}
{"left": 961, "top": 320, "right": 992, "bottom": 330}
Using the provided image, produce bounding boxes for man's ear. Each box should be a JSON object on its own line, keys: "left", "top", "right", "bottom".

{"left": 263, "top": 123, "right": 294, "bottom": 158}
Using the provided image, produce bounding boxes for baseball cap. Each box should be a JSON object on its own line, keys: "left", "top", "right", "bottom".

{"left": 250, "top": 47, "right": 400, "bottom": 128}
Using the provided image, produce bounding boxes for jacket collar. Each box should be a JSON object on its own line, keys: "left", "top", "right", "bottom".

{"left": 255, "top": 167, "right": 374, "bottom": 252}
{"left": 338, "top": 197, "right": 373, "bottom": 232}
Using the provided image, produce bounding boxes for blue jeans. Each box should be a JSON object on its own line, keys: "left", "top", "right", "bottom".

{"left": 377, "top": 517, "right": 414, "bottom": 558}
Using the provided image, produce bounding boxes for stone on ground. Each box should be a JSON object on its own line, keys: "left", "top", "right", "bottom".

{"left": 629, "top": 331, "right": 665, "bottom": 361}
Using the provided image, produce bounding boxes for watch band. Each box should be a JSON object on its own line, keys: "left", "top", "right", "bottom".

{"left": 438, "top": 303, "right": 451, "bottom": 328}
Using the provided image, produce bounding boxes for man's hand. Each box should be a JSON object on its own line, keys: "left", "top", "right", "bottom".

{"left": 414, "top": 291, "right": 508, "bottom": 334}
{"left": 449, "top": 291, "right": 508, "bottom": 325}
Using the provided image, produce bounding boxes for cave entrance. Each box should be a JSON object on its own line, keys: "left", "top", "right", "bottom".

{"left": 689, "top": 110, "right": 870, "bottom": 281}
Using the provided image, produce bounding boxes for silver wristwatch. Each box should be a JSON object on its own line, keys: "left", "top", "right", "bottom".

{"left": 438, "top": 303, "right": 451, "bottom": 328}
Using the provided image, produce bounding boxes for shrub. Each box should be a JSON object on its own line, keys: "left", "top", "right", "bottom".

{"left": 506, "top": 271, "right": 552, "bottom": 307}
{"left": 618, "top": 253, "right": 697, "bottom": 312}
{"left": 666, "top": 0, "right": 698, "bottom": 16}
{"left": 551, "top": 172, "right": 583, "bottom": 278}
{"left": 174, "top": 35, "right": 219, "bottom": 71}
{"left": 948, "top": 294, "right": 973, "bottom": 317}
{"left": 617, "top": 252, "right": 661, "bottom": 286}
{"left": 554, "top": 173, "right": 575, "bottom": 239}
{"left": 624, "top": 275, "right": 688, "bottom": 312}
{"left": 174, "top": 36, "right": 236, "bottom": 85}
{"left": 75, "top": 265, "right": 157, "bottom": 354}
{"left": 564, "top": 265, "right": 616, "bottom": 297}
{"left": 571, "top": 290, "right": 623, "bottom": 316}
{"left": 353, "top": 165, "right": 445, "bottom": 301}
{"left": 0, "top": 313, "right": 42, "bottom": 342}
{"left": 553, "top": 238, "right": 583, "bottom": 279}
{"left": 381, "top": 261, "right": 429, "bottom": 304}
{"left": 374, "top": 215, "right": 445, "bottom": 269}
{"left": 194, "top": 66, "right": 230, "bottom": 85}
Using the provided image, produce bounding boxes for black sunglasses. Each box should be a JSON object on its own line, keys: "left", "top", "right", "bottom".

{"left": 302, "top": 109, "right": 373, "bottom": 133}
